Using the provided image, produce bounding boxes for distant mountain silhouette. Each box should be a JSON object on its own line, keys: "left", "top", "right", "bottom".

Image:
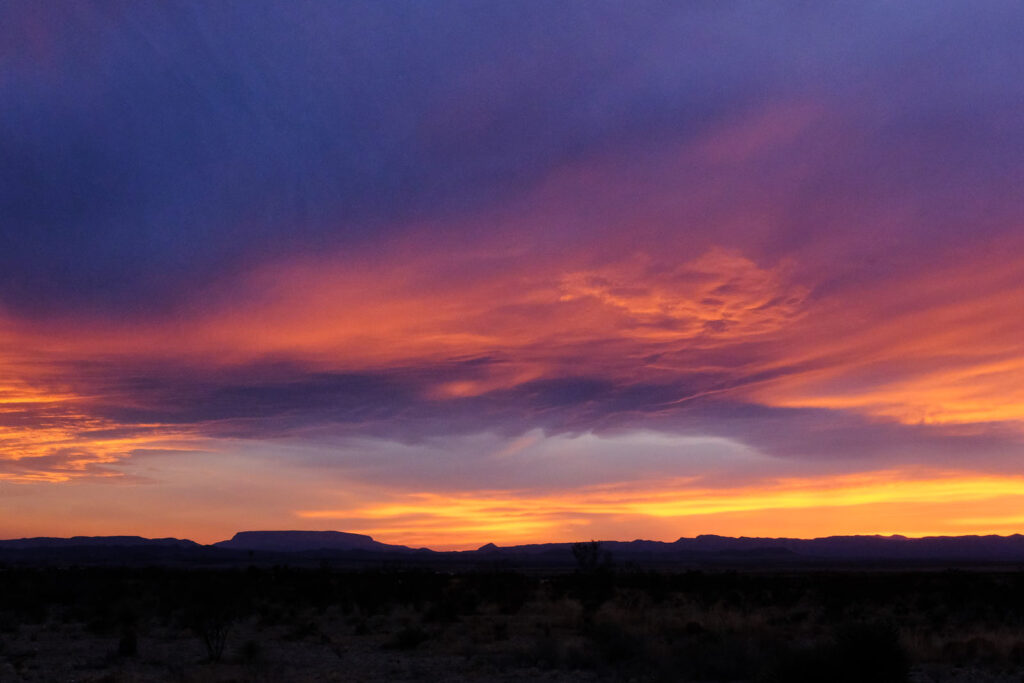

{"left": 213, "top": 530, "right": 416, "bottom": 553}
{"left": 460, "top": 534, "right": 1024, "bottom": 562}
{"left": 0, "top": 535, "right": 198, "bottom": 549}
{"left": 670, "top": 534, "right": 1024, "bottom": 560}
{"left": 5, "top": 531, "right": 1024, "bottom": 566}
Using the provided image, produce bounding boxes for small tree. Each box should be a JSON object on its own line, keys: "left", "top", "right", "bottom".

{"left": 191, "top": 608, "right": 233, "bottom": 662}
{"left": 571, "top": 540, "right": 613, "bottom": 617}
{"left": 184, "top": 578, "right": 242, "bottom": 662}
{"left": 572, "top": 540, "right": 603, "bottom": 571}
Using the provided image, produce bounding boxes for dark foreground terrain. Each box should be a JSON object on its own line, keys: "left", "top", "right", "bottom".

{"left": 3, "top": 559, "right": 1024, "bottom": 682}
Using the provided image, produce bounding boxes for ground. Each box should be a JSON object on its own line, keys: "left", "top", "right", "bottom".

{"left": 3, "top": 566, "right": 1024, "bottom": 681}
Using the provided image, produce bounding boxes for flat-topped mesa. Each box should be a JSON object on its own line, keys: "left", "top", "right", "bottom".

{"left": 213, "top": 530, "right": 408, "bottom": 552}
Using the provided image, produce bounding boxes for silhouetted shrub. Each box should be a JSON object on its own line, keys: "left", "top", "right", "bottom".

{"left": 523, "top": 632, "right": 560, "bottom": 668}
{"left": 763, "top": 621, "right": 908, "bottom": 683}
{"left": 585, "top": 619, "right": 644, "bottom": 667}
{"left": 237, "top": 638, "right": 263, "bottom": 663}
{"left": 833, "top": 620, "right": 909, "bottom": 682}
{"left": 385, "top": 624, "right": 429, "bottom": 650}
{"left": 285, "top": 619, "right": 320, "bottom": 641}
{"left": 675, "top": 631, "right": 761, "bottom": 682}
{"left": 470, "top": 571, "right": 534, "bottom": 614}
{"left": 351, "top": 616, "right": 370, "bottom": 635}
{"left": 941, "top": 636, "right": 999, "bottom": 666}
{"left": 183, "top": 579, "right": 244, "bottom": 662}
{"left": 116, "top": 625, "right": 137, "bottom": 657}
{"left": 423, "top": 599, "right": 460, "bottom": 623}
{"left": 762, "top": 640, "right": 834, "bottom": 683}
{"left": 571, "top": 571, "right": 614, "bottom": 616}
{"left": 191, "top": 612, "right": 232, "bottom": 662}
{"left": 572, "top": 541, "right": 602, "bottom": 571}
{"left": 1009, "top": 639, "right": 1024, "bottom": 664}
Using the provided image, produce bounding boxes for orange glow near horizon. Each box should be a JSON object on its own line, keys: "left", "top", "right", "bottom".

{"left": 295, "top": 470, "right": 1024, "bottom": 549}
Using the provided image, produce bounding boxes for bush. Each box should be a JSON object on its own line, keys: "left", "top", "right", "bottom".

{"left": 183, "top": 582, "right": 242, "bottom": 662}
{"left": 762, "top": 621, "right": 909, "bottom": 683}
{"left": 117, "top": 626, "right": 137, "bottom": 657}
{"left": 237, "top": 638, "right": 263, "bottom": 663}
{"left": 385, "top": 625, "right": 430, "bottom": 650}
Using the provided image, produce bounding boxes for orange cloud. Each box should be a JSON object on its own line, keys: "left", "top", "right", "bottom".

{"left": 749, "top": 237, "right": 1024, "bottom": 425}
{"left": 0, "top": 356, "right": 206, "bottom": 482}
{"left": 4, "top": 121, "right": 1024, "bottom": 501}
{"left": 6, "top": 226, "right": 1024, "bottom": 488}
{"left": 157, "top": 241, "right": 810, "bottom": 406}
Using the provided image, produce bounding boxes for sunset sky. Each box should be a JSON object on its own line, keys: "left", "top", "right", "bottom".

{"left": 4, "top": 2, "right": 1024, "bottom": 549}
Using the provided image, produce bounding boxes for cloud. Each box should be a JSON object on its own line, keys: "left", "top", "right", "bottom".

{"left": 6, "top": 2, "right": 1024, "bottom": 546}
{"left": 4, "top": 1, "right": 1023, "bottom": 315}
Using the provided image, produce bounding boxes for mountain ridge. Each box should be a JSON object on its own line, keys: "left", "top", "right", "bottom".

{"left": 0, "top": 536, "right": 199, "bottom": 549}
{"left": 5, "top": 531, "right": 1024, "bottom": 563}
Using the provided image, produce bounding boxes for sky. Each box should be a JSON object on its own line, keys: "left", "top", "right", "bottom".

{"left": 4, "top": 1, "right": 1024, "bottom": 549}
